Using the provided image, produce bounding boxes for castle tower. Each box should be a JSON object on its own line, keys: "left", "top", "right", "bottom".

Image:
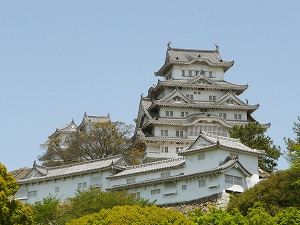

{"left": 134, "top": 45, "right": 260, "bottom": 162}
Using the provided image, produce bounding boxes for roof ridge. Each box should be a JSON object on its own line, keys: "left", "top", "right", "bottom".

{"left": 46, "top": 155, "right": 122, "bottom": 170}
{"left": 170, "top": 47, "right": 216, "bottom": 53}
{"left": 202, "top": 131, "right": 240, "bottom": 143}
{"left": 126, "top": 157, "right": 185, "bottom": 169}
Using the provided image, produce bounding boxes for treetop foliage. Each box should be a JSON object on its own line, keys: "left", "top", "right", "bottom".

{"left": 189, "top": 203, "right": 300, "bottom": 225}
{"left": 0, "top": 163, "right": 33, "bottom": 225}
{"left": 67, "top": 205, "right": 192, "bottom": 225}
{"left": 229, "top": 122, "right": 281, "bottom": 173}
{"left": 40, "top": 121, "right": 133, "bottom": 166}
{"left": 31, "top": 188, "right": 154, "bottom": 224}
{"left": 284, "top": 117, "right": 300, "bottom": 167}
{"left": 227, "top": 166, "right": 300, "bottom": 216}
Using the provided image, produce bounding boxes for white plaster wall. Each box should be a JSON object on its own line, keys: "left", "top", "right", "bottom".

{"left": 109, "top": 167, "right": 185, "bottom": 187}
{"left": 170, "top": 65, "right": 225, "bottom": 81}
{"left": 17, "top": 171, "right": 112, "bottom": 205}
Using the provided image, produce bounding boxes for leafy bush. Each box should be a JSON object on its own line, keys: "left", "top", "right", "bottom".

{"left": 0, "top": 163, "right": 32, "bottom": 225}
{"left": 190, "top": 204, "right": 300, "bottom": 225}
{"left": 227, "top": 167, "right": 300, "bottom": 215}
{"left": 67, "top": 205, "right": 192, "bottom": 225}
{"left": 58, "top": 188, "right": 151, "bottom": 224}
{"left": 31, "top": 195, "right": 60, "bottom": 224}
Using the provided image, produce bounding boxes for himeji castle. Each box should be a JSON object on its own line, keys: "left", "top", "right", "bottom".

{"left": 15, "top": 45, "right": 266, "bottom": 206}
{"left": 134, "top": 44, "right": 262, "bottom": 162}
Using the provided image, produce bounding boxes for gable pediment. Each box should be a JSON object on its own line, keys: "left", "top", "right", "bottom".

{"left": 189, "top": 74, "right": 217, "bottom": 86}
{"left": 188, "top": 136, "right": 214, "bottom": 150}
{"left": 217, "top": 92, "right": 246, "bottom": 106}
{"left": 159, "top": 89, "right": 192, "bottom": 104}
{"left": 23, "top": 167, "right": 46, "bottom": 179}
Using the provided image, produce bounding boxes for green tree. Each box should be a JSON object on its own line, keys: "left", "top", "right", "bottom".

{"left": 58, "top": 188, "right": 145, "bottom": 224}
{"left": 66, "top": 205, "right": 192, "bottom": 225}
{"left": 31, "top": 195, "right": 60, "bottom": 225}
{"left": 0, "top": 163, "right": 33, "bottom": 225}
{"left": 274, "top": 207, "right": 300, "bottom": 225}
{"left": 227, "top": 167, "right": 300, "bottom": 215}
{"left": 284, "top": 117, "right": 300, "bottom": 167}
{"left": 229, "top": 122, "right": 281, "bottom": 173}
{"left": 40, "top": 121, "right": 133, "bottom": 166}
{"left": 189, "top": 207, "right": 246, "bottom": 225}
{"left": 246, "top": 203, "right": 275, "bottom": 225}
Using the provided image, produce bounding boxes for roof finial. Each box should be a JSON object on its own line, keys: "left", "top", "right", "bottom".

{"left": 215, "top": 44, "right": 219, "bottom": 50}
{"left": 167, "top": 41, "right": 172, "bottom": 48}
{"left": 33, "top": 160, "right": 37, "bottom": 167}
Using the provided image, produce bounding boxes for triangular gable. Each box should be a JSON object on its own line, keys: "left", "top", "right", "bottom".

{"left": 49, "top": 120, "right": 78, "bottom": 138}
{"left": 23, "top": 165, "right": 47, "bottom": 179}
{"left": 220, "top": 160, "right": 252, "bottom": 177}
{"left": 60, "top": 120, "right": 77, "bottom": 132}
{"left": 158, "top": 89, "right": 192, "bottom": 103}
{"left": 188, "top": 74, "right": 218, "bottom": 86}
{"left": 216, "top": 92, "right": 246, "bottom": 106}
{"left": 186, "top": 133, "right": 215, "bottom": 151}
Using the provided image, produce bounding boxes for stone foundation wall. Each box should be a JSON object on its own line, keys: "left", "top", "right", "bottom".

{"left": 162, "top": 192, "right": 230, "bottom": 215}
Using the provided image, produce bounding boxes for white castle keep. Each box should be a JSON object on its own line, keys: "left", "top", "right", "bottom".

{"left": 16, "top": 45, "right": 265, "bottom": 206}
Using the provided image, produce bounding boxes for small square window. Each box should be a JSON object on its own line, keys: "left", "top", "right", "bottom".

{"left": 182, "top": 185, "right": 187, "bottom": 190}
{"left": 151, "top": 189, "right": 160, "bottom": 195}
{"left": 199, "top": 179, "right": 206, "bottom": 187}
{"left": 55, "top": 187, "right": 60, "bottom": 193}
{"left": 198, "top": 153, "right": 205, "bottom": 160}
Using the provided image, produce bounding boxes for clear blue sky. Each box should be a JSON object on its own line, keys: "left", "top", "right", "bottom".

{"left": 1, "top": 1, "right": 299, "bottom": 171}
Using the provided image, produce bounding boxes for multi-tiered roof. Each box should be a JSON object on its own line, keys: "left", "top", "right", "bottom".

{"left": 134, "top": 45, "right": 263, "bottom": 162}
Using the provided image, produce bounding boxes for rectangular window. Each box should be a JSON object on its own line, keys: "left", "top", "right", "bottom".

{"left": 151, "top": 189, "right": 161, "bottom": 195}
{"left": 182, "top": 70, "right": 186, "bottom": 76}
{"left": 176, "top": 146, "right": 183, "bottom": 152}
{"left": 161, "top": 130, "right": 168, "bottom": 136}
{"left": 219, "top": 113, "right": 226, "bottom": 118}
{"left": 127, "top": 178, "right": 136, "bottom": 184}
{"left": 78, "top": 183, "right": 82, "bottom": 189}
{"left": 196, "top": 70, "right": 201, "bottom": 76}
{"left": 181, "top": 112, "right": 188, "bottom": 117}
{"left": 161, "top": 171, "right": 171, "bottom": 178}
{"left": 161, "top": 146, "right": 169, "bottom": 153}
{"left": 209, "top": 96, "right": 216, "bottom": 101}
{"left": 166, "top": 111, "right": 173, "bottom": 117}
{"left": 199, "top": 179, "right": 206, "bottom": 187}
{"left": 189, "top": 70, "right": 193, "bottom": 77}
{"left": 83, "top": 182, "right": 87, "bottom": 188}
{"left": 234, "top": 114, "right": 242, "bottom": 120}
{"left": 208, "top": 71, "right": 215, "bottom": 78}
{"left": 134, "top": 192, "right": 140, "bottom": 198}
{"left": 225, "top": 175, "right": 243, "bottom": 186}
{"left": 198, "top": 153, "right": 205, "bottom": 160}
{"left": 182, "top": 185, "right": 187, "bottom": 190}
{"left": 173, "top": 97, "right": 180, "bottom": 102}
{"left": 55, "top": 187, "right": 60, "bottom": 193}
{"left": 227, "top": 99, "right": 233, "bottom": 104}
{"left": 186, "top": 94, "right": 194, "bottom": 100}
{"left": 176, "top": 130, "right": 184, "bottom": 137}
{"left": 28, "top": 191, "right": 37, "bottom": 197}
